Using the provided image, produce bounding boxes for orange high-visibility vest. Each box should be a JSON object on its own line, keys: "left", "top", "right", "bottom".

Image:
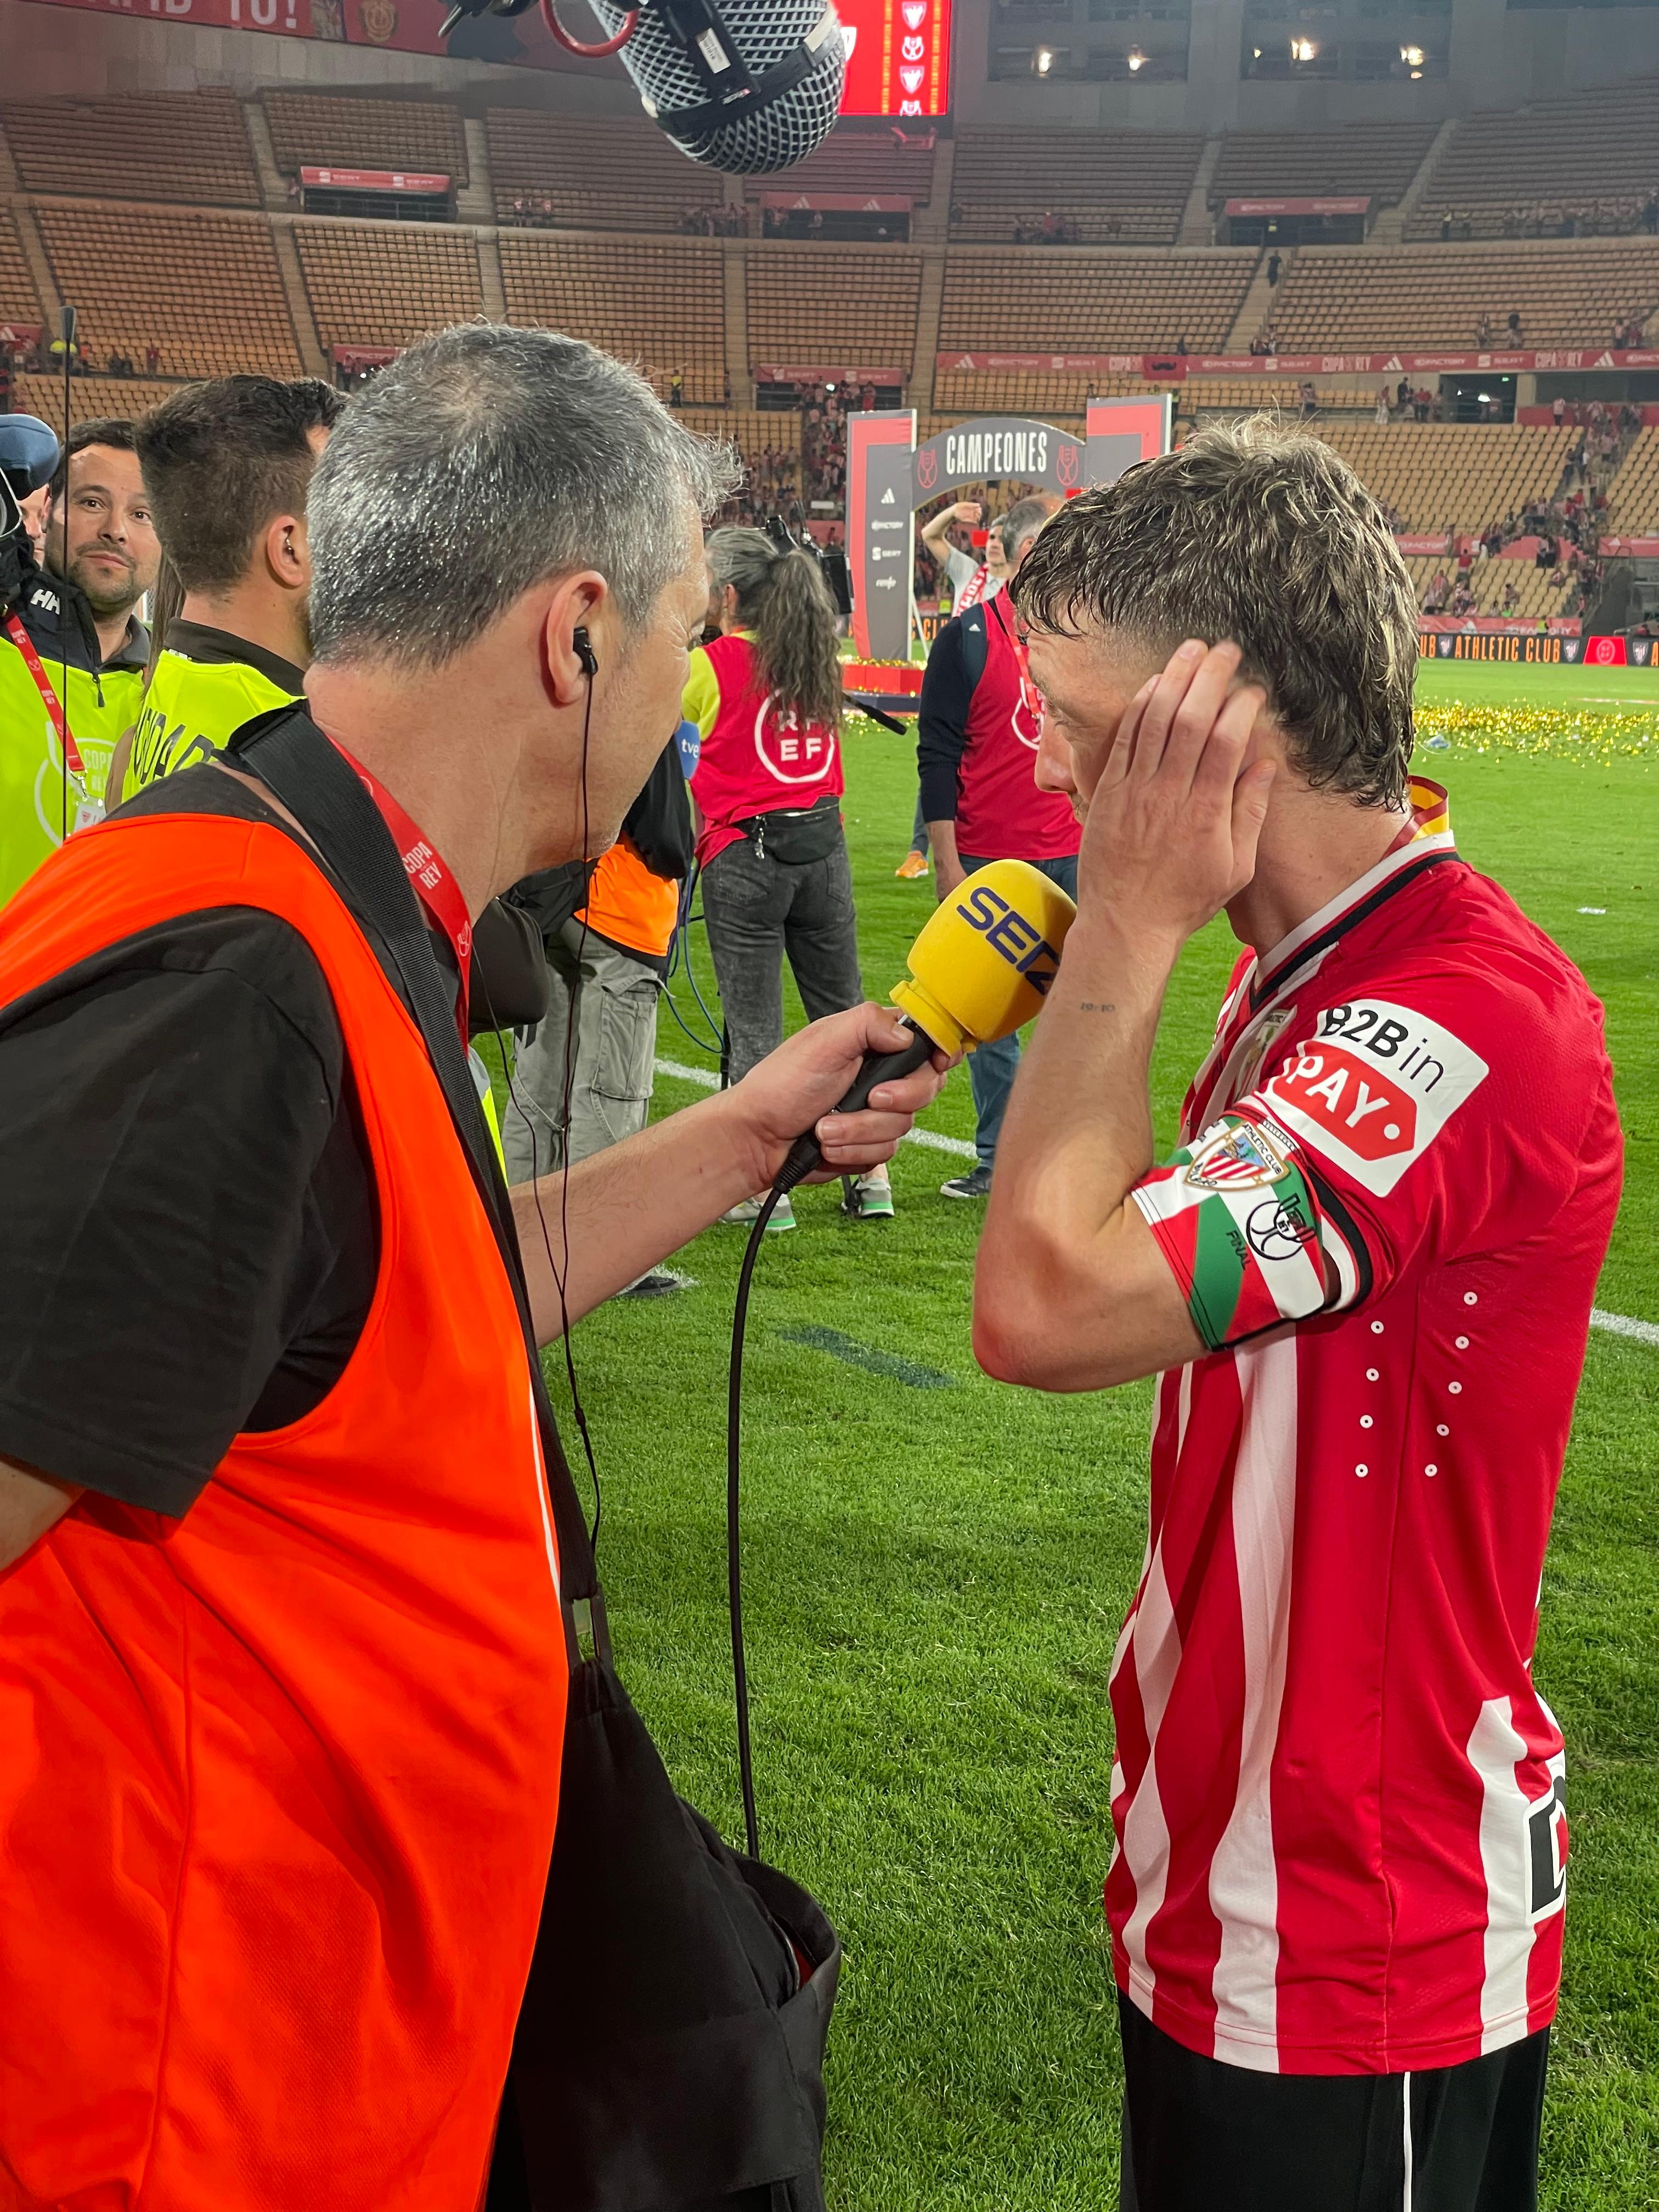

{"left": 0, "top": 811, "right": 567, "bottom": 2211}
{"left": 578, "top": 833, "right": 680, "bottom": 962}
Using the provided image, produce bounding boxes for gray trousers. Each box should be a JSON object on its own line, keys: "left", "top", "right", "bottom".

{"left": 501, "top": 917, "right": 661, "bottom": 1184}
{"left": 701, "top": 831, "right": 864, "bottom": 1085}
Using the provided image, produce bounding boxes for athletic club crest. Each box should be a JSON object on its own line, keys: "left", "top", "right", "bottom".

{"left": 1183, "top": 1118, "right": 1292, "bottom": 1192}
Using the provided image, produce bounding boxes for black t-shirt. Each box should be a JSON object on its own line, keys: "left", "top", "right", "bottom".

{"left": 0, "top": 769, "right": 381, "bottom": 1517}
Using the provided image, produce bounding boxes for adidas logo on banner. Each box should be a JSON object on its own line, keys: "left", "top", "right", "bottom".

{"left": 1593, "top": 352, "right": 1615, "bottom": 369}
{"left": 1383, "top": 356, "right": 1403, "bottom": 372}
{"left": 881, "top": 487, "right": 896, "bottom": 504}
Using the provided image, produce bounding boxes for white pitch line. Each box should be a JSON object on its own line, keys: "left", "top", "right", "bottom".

{"left": 653, "top": 1054, "right": 977, "bottom": 1159}
{"left": 1591, "top": 1308, "right": 1659, "bottom": 1347}
{"left": 656, "top": 1059, "right": 1658, "bottom": 1340}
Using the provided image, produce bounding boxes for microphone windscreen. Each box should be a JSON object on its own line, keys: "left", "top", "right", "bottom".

{"left": 589, "top": 0, "right": 846, "bottom": 173}
{"left": 891, "top": 860, "right": 1077, "bottom": 1057}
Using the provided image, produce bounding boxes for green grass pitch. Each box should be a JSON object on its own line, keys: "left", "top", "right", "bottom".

{"left": 518, "top": 657, "right": 1657, "bottom": 2208}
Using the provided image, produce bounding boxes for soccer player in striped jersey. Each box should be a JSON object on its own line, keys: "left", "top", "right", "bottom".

{"left": 975, "top": 420, "right": 1621, "bottom": 2212}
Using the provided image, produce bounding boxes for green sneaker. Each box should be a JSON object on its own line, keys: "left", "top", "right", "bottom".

{"left": 721, "top": 1192, "right": 797, "bottom": 1231}
{"left": 842, "top": 1171, "right": 894, "bottom": 1221}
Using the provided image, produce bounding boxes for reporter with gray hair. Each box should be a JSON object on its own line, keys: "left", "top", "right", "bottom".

{"left": 0, "top": 326, "right": 946, "bottom": 2208}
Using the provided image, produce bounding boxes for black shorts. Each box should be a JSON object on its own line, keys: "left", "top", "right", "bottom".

{"left": 1119, "top": 1993, "right": 1549, "bottom": 2212}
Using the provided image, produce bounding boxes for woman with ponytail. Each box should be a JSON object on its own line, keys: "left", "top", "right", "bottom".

{"left": 684, "top": 526, "right": 892, "bottom": 1229}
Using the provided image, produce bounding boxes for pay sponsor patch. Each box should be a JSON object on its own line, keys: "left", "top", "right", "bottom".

{"left": 1261, "top": 998, "right": 1488, "bottom": 1195}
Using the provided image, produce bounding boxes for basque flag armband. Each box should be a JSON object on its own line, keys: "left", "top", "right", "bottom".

{"left": 1129, "top": 1112, "right": 1333, "bottom": 1351}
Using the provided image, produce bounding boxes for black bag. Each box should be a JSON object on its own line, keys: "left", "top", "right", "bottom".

{"left": 736, "top": 795, "right": 843, "bottom": 867}
{"left": 232, "top": 711, "right": 840, "bottom": 2212}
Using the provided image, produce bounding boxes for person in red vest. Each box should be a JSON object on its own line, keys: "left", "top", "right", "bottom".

{"left": 0, "top": 326, "right": 945, "bottom": 2210}
{"left": 686, "top": 524, "right": 892, "bottom": 1230}
{"left": 918, "top": 494, "right": 1080, "bottom": 1199}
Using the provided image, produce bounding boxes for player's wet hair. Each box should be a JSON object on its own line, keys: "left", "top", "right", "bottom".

{"left": 1011, "top": 417, "right": 1417, "bottom": 809}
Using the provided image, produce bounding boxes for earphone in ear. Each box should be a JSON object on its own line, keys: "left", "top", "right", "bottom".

{"left": 573, "top": 626, "right": 599, "bottom": 679}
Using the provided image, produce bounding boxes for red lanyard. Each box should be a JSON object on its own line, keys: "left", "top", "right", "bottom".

{"left": 992, "top": 596, "right": 1043, "bottom": 722}
{"left": 5, "top": 612, "right": 88, "bottom": 781}
{"left": 330, "top": 737, "right": 473, "bottom": 1040}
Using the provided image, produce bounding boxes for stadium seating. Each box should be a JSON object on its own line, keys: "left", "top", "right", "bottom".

{"left": 1399, "top": 551, "right": 1575, "bottom": 622}
{"left": 950, "top": 131, "right": 1204, "bottom": 246}
{"left": 1605, "top": 428, "right": 1659, "bottom": 534}
{"left": 1268, "top": 240, "right": 1659, "bottom": 351}
{"left": 499, "top": 234, "right": 726, "bottom": 402}
{"left": 0, "top": 209, "right": 42, "bottom": 330}
{"left": 1310, "top": 423, "right": 1575, "bottom": 534}
{"left": 486, "top": 111, "right": 724, "bottom": 233}
{"left": 294, "top": 222, "right": 482, "bottom": 353}
{"left": 740, "top": 129, "right": 934, "bottom": 205}
{"left": 1, "top": 91, "right": 260, "bottom": 207}
{"left": 9, "top": 372, "right": 180, "bottom": 432}
{"left": 1408, "top": 77, "right": 1659, "bottom": 241}
{"left": 931, "top": 370, "right": 1141, "bottom": 418}
{"left": 262, "top": 92, "right": 470, "bottom": 185}
{"left": 1210, "top": 126, "right": 1438, "bottom": 211}
{"left": 748, "top": 249, "right": 923, "bottom": 373}
{"left": 938, "top": 249, "right": 1255, "bottom": 353}
{"left": 33, "top": 206, "right": 301, "bottom": 380}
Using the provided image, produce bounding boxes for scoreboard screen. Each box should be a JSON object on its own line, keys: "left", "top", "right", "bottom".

{"left": 837, "top": 0, "right": 953, "bottom": 117}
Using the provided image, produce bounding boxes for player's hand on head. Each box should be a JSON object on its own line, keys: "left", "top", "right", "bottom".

{"left": 1080, "top": 640, "right": 1275, "bottom": 937}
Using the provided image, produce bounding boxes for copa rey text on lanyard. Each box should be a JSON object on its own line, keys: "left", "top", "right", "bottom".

{"left": 330, "top": 736, "right": 473, "bottom": 1042}
{"left": 4, "top": 612, "right": 102, "bottom": 833}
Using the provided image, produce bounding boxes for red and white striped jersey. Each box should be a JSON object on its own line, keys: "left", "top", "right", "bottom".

{"left": 1112, "top": 783, "right": 1621, "bottom": 2076}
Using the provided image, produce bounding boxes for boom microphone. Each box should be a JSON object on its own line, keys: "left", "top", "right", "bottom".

{"left": 442, "top": 0, "right": 847, "bottom": 174}
{"left": 777, "top": 857, "right": 1080, "bottom": 1188}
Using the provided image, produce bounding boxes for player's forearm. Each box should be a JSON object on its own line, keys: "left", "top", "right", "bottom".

{"left": 975, "top": 915, "right": 1184, "bottom": 1380}
{"left": 514, "top": 1088, "right": 763, "bottom": 1341}
{"left": 0, "top": 1457, "right": 81, "bottom": 1575}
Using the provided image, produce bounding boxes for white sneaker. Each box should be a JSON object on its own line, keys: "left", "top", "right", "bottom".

{"left": 721, "top": 1192, "right": 797, "bottom": 1231}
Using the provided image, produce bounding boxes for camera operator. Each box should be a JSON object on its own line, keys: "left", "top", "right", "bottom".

{"left": 0, "top": 326, "right": 945, "bottom": 2208}
{"left": 0, "top": 416, "right": 157, "bottom": 906}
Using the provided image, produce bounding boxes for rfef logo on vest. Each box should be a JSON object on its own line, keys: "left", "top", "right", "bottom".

{"left": 752, "top": 696, "right": 838, "bottom": 785}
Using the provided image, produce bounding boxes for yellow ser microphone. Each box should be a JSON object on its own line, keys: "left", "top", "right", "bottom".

{"left": 776, "top": 857, "right": 1079, "bottom": 1188}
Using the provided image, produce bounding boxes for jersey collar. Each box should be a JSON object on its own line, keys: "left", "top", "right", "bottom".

{"left": 1248, "top": 779, "right": 1457, "bottom": 1012}
{"left": 165, "top": 618, "right": 306, "bottom": 698}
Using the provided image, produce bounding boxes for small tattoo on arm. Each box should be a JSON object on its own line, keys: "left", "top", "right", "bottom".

{"left": 1077, "top": 1001, "right": 1117, "bottom": 1013}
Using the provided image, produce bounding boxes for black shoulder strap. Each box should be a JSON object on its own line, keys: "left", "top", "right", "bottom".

{"left": 228, "top": 710, "right": 603, "bottom": 1645}
{"left": 962, "top": 603, "right": 989, "bottom": 692}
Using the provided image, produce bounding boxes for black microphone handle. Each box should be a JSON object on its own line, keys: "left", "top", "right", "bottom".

{"left": 775, "top": 1019, "right": 938, "bottom": 1192}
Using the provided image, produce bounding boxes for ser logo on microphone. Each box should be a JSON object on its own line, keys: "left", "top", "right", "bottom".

{"left": 955, "top": 883, "right": 1062, "bottom": 994}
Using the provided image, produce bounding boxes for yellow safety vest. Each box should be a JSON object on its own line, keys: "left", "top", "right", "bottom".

{"left": 125, "top": 622, "right": 305, "bottom": 798}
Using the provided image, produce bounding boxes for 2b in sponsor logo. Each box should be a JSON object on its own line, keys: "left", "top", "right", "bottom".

{"left": 1263, "top": 997, "right": 1488, "bottom": 1194}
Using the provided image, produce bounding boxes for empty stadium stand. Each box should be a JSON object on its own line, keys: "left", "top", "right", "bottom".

{"left": 938, "top": 249, "right": 1255, "bottom": 354}
{"left": 740, "top": 128, "right": 934, "bottom": 205}
{"left": 0, "top": 210, "right": 42, "bottom": 330}
{"left": 1, "top": 91, "right": 260, "bottom": 208}
{"left": 294, "top": 221, "right": 482, "bottom": 354}
{"left": 487, "top": 111, "right": 723, "bottom": 233}
{"left": 1311, "top": 422, "right": 1575, "bottom": 534}
{"left": 9, "top": 372, "right": 180, "bottom": 432}
{"left": 748, "top": 247, "right": 922, "bottom": 374}
{"left": 1210, "top": 125, "right": 1438, "bottom": 211}
{"left": 1400, "top": 551, "right": 1574, "bottom": 621}
{"left": 1408, "top": 77, "right": 1659, "bottom": 241}
{"left": 1605, "top": 427, "right": 1659, "bottom": 534}
{"left": 33, "top": 206, "right": 301, "bottom": 379}
{"left": 263, "top": 92, "right": 469, "bottom": 185}
{"left": 950, "top": 131, "right": 1204, "bottom": 246}
{"left": 1269, "top": 240, "right": 1659, "bottom": 351}
{"left": 499, "top": 234, "right": 725, "bottom": 401}
{"left": 931, "top": 370, "right": 1132, "bottom": 418}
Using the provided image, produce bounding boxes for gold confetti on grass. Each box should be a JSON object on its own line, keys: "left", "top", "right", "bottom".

{"left": 1415, "top": 703, "right": 1657, "bottom": 766}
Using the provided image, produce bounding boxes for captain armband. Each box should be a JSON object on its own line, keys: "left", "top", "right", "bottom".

{"left": 1128, "top": 1113, "right": 1334, "bottom": 1351}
